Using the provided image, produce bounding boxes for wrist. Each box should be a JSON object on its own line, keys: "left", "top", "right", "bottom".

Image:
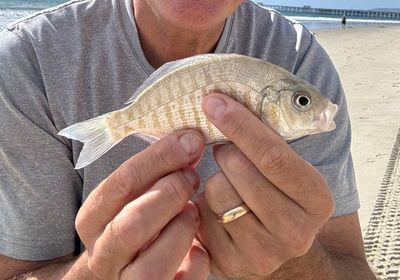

{"left": 262, "top": 240, "right": 335, "bottom": 280}
{"left": 62, "top": 251, "right": 98, "bottom": 280}
{"left": 18, "top": 251, "right": 97, "bottom": 280}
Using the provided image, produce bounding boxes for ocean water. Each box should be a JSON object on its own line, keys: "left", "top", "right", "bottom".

{"left": 0, "top": 7, "right": 40, "bottom": 27}
{"left": 1, "top": 1, "right": 400, "bottom": 30}
{"left": 0, "top": 0, "right": 64, "bottom": 27}
{"left": 286, "top": 14, "right": 400, "bottom": 30}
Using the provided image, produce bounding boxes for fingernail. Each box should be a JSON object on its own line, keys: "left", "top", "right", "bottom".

{"left": 182, "top": 167, "right": 198, "bottom": 187}
{"left": 204, "top": 96, "right": 227, "bottom": 119}
{"left": 179, "top": 133, "right": 201, "bottom": 154}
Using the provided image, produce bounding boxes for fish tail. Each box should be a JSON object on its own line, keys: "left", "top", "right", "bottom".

{"left": 58, "top": 115, "right": 120, "bottom": 169}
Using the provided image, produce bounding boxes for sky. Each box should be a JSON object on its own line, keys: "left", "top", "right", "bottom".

{"left": 259, "top": 0, "right": 400, "bottom": 10}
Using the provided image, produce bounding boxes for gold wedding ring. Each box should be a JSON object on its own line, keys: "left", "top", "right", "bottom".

{"left": 217, "top": 203, "right": 251, "bottom": 224}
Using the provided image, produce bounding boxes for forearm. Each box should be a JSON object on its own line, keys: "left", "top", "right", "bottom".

{"left": 266, "top": 241, "right": 376, "bottom": 280}
{"left": 10, "top": 252, "right": 96, "bottom": 280}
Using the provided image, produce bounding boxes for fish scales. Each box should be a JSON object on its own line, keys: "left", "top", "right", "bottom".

{"left": 136, "top": 89, "right": 225, "bottom": 142}
{"left": 135, "top": 86, "right": 258, "bottom": 141}
{"left": 111, "top": 58, "right": 268, "bottom": 141}
{"left": 136, "top": 56, "right": 270, "bottom": 109}
{"left": 58, "top": 54, "right": 339, "bottom": 169}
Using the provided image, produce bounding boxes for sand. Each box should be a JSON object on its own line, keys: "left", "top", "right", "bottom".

{"left": 313, "top": 26, "right": 400, "bottom": 232}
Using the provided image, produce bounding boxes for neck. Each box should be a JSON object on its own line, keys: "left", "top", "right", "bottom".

{"left": 133, "top": 2, "right": 226, "bottom": 69}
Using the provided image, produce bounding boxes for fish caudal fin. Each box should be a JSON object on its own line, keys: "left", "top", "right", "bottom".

{"left": 58, "top": 115, "right": 119, "bottom": 169}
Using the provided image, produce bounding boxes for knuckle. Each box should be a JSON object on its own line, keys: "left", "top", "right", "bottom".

{"left": 87, "top": 259, "right": 99, "bottom": 277}
{"left": 174, "top": 212, "right": 198, "bottom": 236}
{"left": 247, "top": 253, "right": 271, "bottom": 276}
{"left": 292, "top": 236, "right": 313, "bottom": 257}
{"left": 248, "top": 235, "right": 281, "bottom": 275}
{"left": 204, "top": 172, "right": 232, "bottom": 204}
{"left": 317, "top": 181, "right": 335, "bottom": 216}
{"left": 151, "top": 147, "right": 172, "bottom": 169}
{"left": 206, "top": 171, "right": 226, "bottom": 187}
{"left": 306, "top": 177, "right": 335, "bottom": 219}
{"left": 190, "top": 246, "right": 210, "bottom": 267}
{"left": 317, "top": 193, "right": 335, "bottom": 219}
{"left": 75, "top": 207, "right": 97, "bottom": 246}
{"left": 259, "top": 143, "right": 291, "bottom": 175}
{"left": 88, "top": 257, "right": 109, "bottom": 280}
{"left": 267, "top": 206, "right": 292, "bottom": 228}
{"left": 164, "top": 173, "right": 190, "bottom": 205}
{"left": 268, "top": 202, "right": 288, "bottom": 217}
{"left": 285, "top": 224, "right": 314, "bottom": 257}
{"left": 227, "top": 115, "right": 250, "bottom": 140}
{"left": 227, "top": 148, "right": 253, "bottom": 175}
{"left": 109, "top": 218, "right": 141, "bottom": 248}
{"left": 324, "top": 199, "right": 335, "bottom": 217}
{"left": 252, "top": 259, "right": 276, "bottom": 277}
{"left": 111, "top": 166, "right": 135, "bottom": 198}
{"left": 75, "top": 210, "right": 87, "bottom": 239}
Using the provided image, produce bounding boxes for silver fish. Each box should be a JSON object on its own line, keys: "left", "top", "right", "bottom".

{"left": 59, "top": 54, "right": 338, "bottom": 169}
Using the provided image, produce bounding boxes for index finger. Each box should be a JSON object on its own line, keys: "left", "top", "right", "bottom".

{"left": 202, "top": 93, "right": 333, "bottom": 214}
{"left": 77, "top": 129, "right": 205, "bottom": 240}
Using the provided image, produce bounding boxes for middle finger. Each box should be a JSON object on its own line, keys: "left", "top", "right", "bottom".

{"left": 88, "top": 167, "right": 199, "bottom": 278}
{"left": 122, "top": 203, "right": 203, "bottom": 280}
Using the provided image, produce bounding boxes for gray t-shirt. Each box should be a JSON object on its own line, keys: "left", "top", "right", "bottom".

{"left": 0, "top": 0, "right": 359, "bottom": 261}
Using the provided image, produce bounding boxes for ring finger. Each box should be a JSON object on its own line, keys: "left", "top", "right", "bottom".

{"left": 212, "top": 144, "right": 307, "bottom": 236}
{"left": 204, "top": 171, "right": 266, "bottom": 242}
{"left": 203, "top": 171, "right": 283, "bottom": 276}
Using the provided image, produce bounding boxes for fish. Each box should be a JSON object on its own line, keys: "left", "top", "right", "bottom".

{"left": 58, "top": 53, "right": 338, "bottom": 169}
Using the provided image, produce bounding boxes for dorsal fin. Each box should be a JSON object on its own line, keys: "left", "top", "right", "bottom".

{"left": 124, "top": 53, "right": 241, "bottom": 104}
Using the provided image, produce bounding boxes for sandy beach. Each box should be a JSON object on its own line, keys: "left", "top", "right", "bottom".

{"left": 314, "top": 26, "right": 400, "bottom": 232}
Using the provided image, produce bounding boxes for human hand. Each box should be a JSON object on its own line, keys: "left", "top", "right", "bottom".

{"left": 196, "top": 92, "right": 335, "bottom": 279}
{"left": 75, "top": 130, "right": 209, "bottom": 280}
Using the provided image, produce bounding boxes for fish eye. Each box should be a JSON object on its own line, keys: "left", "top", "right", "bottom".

{"left": 293, "top": 92, "right": 311, "bottom": 111}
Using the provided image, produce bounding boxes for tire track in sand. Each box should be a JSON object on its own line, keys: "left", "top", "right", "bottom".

{"left": 364, "top": 127, "right": 400, "bottom": 279}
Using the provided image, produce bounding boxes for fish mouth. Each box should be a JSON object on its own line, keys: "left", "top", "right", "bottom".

{"left": 316, "top": 102, "right": 338, "bottom": 132}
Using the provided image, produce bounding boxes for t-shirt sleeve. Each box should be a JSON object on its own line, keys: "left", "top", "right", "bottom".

{"left": 0, "top": 28, "right": 82, "bottom": 260}
{"left": 290, "top": 34, "right": 360, "bottom": 217}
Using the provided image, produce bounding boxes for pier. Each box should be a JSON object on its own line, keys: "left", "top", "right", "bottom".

{"left": 257, "top": 4, "right": 400, "bottom": 20}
